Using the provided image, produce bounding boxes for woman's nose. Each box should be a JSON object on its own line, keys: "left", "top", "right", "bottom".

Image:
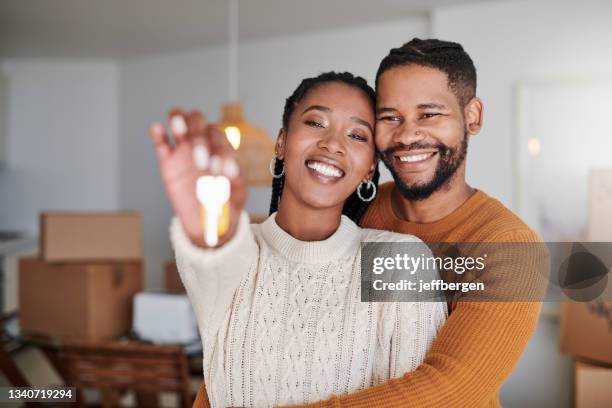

{"left": 317, "top": 128, "right": 345, "bottom": 155}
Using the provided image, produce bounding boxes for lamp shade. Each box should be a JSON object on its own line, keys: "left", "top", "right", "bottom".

{"left": 218, "top": 103, "right": 275, "bottom": 186}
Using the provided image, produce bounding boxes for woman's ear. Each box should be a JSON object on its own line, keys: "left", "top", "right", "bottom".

{"left": 365, "top": 157, "right": 377, "bottom": 181}
{"left": 275, "top": 128, "right": 287, "bottom": 159}
{"left": 464, "top": 97, "right": 484, "bottom": 136}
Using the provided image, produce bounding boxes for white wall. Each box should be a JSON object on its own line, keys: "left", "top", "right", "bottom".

{"left": 117, "top": 17, "right": 428, "bottom": 288}
{"left": 0, "top": 60, "right": 119, "bottom": 234}
{"left": 432, "top": 0, "right": 612, "bottom": 210}
{"left": 431, "top": 1, "right": 612, "bottom": 407}
{"left": 119, "top": 46, "right": 229, "bottom": 290}
{"left": 0, "top": 70, "right": 8, "bottom": 165}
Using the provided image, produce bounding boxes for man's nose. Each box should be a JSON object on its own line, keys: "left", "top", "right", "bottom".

{"left": 393, "top": 121, "right": 426, "bottom": 145}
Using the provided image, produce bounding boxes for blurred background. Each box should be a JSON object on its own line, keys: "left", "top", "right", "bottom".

{"left": 0, "top": 0, "right": 611, "bottom": 407}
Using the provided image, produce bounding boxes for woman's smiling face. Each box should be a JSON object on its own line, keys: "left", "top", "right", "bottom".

{"left": 277, "top": 81, "right": 377, "bottom": 210}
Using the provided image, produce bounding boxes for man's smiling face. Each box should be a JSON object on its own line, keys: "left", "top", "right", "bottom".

{"left": 375, "top": 64, "right": 470, "bottom": 201}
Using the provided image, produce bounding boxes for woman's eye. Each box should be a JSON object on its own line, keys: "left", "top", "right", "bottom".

{"left": 349, "top": 133, "right": 367, "bottom": 141}
{"left": 305, "top": 120, "right": 324, "bottom": 128}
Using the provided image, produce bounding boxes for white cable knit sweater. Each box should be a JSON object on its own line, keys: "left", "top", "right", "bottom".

{"left": 170, "top": 212, "right": 447, "bottom": 408}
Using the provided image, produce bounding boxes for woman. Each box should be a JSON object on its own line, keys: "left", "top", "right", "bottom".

{"left": 149, "top": 72, "right": 447, "bottom": 407}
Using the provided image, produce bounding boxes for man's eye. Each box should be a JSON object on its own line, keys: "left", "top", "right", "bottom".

{"left": 420, "top": 113, "right": 440, "bottom": 119}
{"left": 379, "top": 116, "right": 401, "bottom": 122}
{"left": 305, "top": 120, "right": 324, "bottom": 128}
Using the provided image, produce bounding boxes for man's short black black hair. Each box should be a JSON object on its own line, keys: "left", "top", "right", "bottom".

{"left": 376, "top": 38, "right": 477, "bottom": 107}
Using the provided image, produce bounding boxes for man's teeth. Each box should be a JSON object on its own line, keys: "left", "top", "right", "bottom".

{"left": 307, "top": 161, "right": 343, "bottom": 177}
{"left": 399, "top": 153, "right": 434, "bottom": 163}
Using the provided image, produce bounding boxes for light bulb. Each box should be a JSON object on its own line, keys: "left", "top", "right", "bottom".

{"left": 224, "top": 126, "right": 241, "bottom": 150}
{"left": 527, "top": 138, "right": 541, "bottom": 156}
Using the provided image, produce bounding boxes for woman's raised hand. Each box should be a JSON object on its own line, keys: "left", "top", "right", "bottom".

{"left": 149, "top": 109, "right": 247, "bottom": 248}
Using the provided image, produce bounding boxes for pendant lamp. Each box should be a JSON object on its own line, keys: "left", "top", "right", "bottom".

{"left": 220, "top": 0, "right": 275, "bottom": 186}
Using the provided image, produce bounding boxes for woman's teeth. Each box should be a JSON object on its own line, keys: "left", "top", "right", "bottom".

{"left": 306, "top": 160, "right": 344, "bottom": 178}
{"left": 399, "top": 153, "right": 434, "bottom": 163}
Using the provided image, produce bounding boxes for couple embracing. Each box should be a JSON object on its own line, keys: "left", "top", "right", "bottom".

{"left": 149, "top": 38, "right": 545, "bottom": 408}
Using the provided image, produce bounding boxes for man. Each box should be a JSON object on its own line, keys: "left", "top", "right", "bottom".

{"left": 287, "top": 38, "right": 545, "bottom": 407}
{"left": 194, "top": 38, "right": 545, "bottom": 408}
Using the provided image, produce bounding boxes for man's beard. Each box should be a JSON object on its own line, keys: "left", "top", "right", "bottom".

{"left": 378, "top": 134, "right": 468, "bottom": 201}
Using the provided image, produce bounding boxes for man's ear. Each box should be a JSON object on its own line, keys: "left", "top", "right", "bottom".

{"left": 275, "top": 128, "right": 287, "bottom": 159}
{"left": 464, "top": 97, "right": 484, "bottom": 136}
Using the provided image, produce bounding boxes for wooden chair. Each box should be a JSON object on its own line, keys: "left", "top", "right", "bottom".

{"left": 0, "top": 312, "right": 42, "bottom": 408}
{"left": 61, "top": 341, "right": 192, "bottom": 408}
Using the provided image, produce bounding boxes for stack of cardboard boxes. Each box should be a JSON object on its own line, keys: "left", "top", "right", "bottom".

{"left": 19, "top": 213, "right": 143, "bottom": 340}
{"left": 559, "top": 168, "right": 612, "bottom": 408}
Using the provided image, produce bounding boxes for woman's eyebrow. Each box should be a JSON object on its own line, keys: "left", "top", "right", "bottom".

{"left": 302, "top": 105, "right": 331, "bottom": 115}
{"left": 351, "top": 117, "right": 373, "bottom": 133}
{"left": 302, "top": 105, "right": 372, "bottom": 132}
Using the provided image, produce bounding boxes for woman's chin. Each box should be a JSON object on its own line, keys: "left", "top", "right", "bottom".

{"left": 285, "top": 176, "right": 355, "bottom": 210}
{"left": 300, "top": 193, "right": 346, "bottom": 211}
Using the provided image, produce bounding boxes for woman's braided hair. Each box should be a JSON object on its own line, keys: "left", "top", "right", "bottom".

{"left": 268, "top": 71, "right": 380, "bottom": 224}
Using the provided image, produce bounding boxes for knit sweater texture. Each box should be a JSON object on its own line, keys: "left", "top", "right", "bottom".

{"left": 171, "top": 210, "right": 447, "bottom": 408}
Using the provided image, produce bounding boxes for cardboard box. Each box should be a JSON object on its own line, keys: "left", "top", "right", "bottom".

{"left": 40, "top": 212, "right": 142, "bottom": 262}
{"left": 19, "top": 257, "right": 143, "bottom": 340}
{"left": 560, "top": 302, "right": 612, "bottom": 365}
{"left": 561, "top": 169, "right": 612, "bottom": 365}
{"left": 164, "top": 261, "right": 184, "bottom": 293}
{"left": 575, "top": 361, "right": 612, "bottom": 408}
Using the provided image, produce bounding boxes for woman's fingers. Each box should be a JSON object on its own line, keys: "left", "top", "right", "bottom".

{"left": 187, "top": 111, "right": 207, "bottom": 134}
{"left": 159, "top": 109, "right": 240, "bottom": 179}
{"left": 168, "top": 108, "right": 189, "bottom": 142}
{"left": 207, "top": 124, "right": 236, "bottom": 157}
{"left": 204, "top": 125, "right": 244, "bottom": 214}
{"left": 187, "top": 111, "right": 211, "bottom": 171}
{"left": 148, "top": 122, "right": 171, "bottom": 160}
{"left": 206, "top": 125, "right": 240, "bottom": 178}
{"left": 151, "top": 108, "right": 246, "bottom": 248}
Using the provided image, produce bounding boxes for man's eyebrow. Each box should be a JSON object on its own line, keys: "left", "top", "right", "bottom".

{"left": 302, "top": 105, "right": 331, "bottom": 114}
{"left": 417, "top": 103, "right": 447, "bottom": 110}
{"left": 351, "top": 117, "right": 373, "bottom": 133}
{"left": 376, "top": 107, "right": 397, "bottom": 114}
